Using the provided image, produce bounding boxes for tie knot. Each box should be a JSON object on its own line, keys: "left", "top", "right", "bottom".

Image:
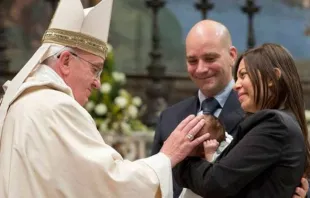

{"left": 201, "top": 97, "right": 220, "bottom": 115}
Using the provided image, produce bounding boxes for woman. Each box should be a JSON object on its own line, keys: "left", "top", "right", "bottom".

{"left": 174, "top": 43, "right": 310, "bottom": 198}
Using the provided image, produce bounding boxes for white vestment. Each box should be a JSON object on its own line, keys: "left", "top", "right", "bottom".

{"left": 0, "top": 65, "right": 172, "bottom": 198}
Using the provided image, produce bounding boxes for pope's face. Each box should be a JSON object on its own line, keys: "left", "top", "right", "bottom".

{"left": 65, "top": 51, "right": 104, "bottom": 106}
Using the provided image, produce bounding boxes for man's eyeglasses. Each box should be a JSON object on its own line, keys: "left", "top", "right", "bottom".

{"left": 57, "top": 51, "right": 103, "bottom": 78}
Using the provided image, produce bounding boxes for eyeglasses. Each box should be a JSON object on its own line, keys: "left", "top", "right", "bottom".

{"left": 70, "top": 52, "right": 103, "bottom": 79}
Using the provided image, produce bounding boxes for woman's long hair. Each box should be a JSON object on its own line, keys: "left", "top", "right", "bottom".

{"left": 234, "top": 43, "right": 310, "bottom": 177}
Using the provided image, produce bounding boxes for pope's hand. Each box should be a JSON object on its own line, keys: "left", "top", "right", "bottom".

{"left": 160, "top": 114, "right": 210, "bottom": 167}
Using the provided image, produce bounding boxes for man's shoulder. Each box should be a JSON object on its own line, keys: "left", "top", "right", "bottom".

{"left": 222, "top": 89, "right": 241, "bottom": 110}
{"left": 162, "top": 96, "right": 197, "bottom": 115}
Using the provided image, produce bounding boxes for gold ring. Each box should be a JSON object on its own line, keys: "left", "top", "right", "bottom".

{"left": 186, "top": 134, "right": 194, "bottom": 141}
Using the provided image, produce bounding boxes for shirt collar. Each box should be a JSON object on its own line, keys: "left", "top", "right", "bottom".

{"left": 198, "top": 79, "right": 234, "bottom": 110}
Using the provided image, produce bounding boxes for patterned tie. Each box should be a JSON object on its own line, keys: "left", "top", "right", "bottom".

{"left": 201, "top": 97, "right": 220, "bottom": 115}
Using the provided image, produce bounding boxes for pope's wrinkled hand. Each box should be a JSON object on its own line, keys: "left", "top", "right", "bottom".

{"left": 160, "top": 114, "right": 210, "bottom": 167}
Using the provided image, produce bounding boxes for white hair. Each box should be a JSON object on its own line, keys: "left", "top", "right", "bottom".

{"left": 41, "top": 45, "right": 76, "bottom": 66}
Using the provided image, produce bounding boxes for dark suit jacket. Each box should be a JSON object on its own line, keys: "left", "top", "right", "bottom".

{"left": 174, "top": 109, "right": 306, "bottom": 198}
{"left": 151, "top": 90, "right": 244, "bottom": 197}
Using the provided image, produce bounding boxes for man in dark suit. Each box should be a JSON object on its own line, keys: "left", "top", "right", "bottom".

{"left": 151, "top": 19, "right": 242, "bottom": 198}
{"left": 151, "top": 20, "right": 309, "bottom": 198}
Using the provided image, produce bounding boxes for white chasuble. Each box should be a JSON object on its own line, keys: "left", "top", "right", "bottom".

{"left": 0, "top": 65, "right": 172, "bottom": 198}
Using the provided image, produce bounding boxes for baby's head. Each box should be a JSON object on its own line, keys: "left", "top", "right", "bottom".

{"left": 192, "top": 114, "right": 226, "bottom": 158}
{"left": 197, "top": 114, "right": 225, "bottom": 143}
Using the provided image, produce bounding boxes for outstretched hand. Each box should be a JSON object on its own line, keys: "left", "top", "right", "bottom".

{"left": 160, "top": 114, "right": 210, "bottom": 167}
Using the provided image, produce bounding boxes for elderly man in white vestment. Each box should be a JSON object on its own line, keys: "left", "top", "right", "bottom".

{"left": 0, "top": 0, "right": 210, "bottom": 197}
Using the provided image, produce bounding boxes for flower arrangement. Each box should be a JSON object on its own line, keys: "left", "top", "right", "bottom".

{"left": 84, "top": 44, "right": 149, "bottom": 135}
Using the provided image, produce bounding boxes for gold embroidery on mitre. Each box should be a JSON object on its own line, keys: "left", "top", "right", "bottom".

{"left": 42, "top": 28, "right": 108, "bottom": 59}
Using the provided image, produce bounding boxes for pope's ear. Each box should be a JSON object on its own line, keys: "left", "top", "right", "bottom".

{"left": 58, "top": 51, "right": 71, "bottom": 75}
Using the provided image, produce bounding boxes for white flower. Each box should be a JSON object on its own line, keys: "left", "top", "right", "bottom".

{"left": 99, "top": 122, "right": 108, "bottom": 132}
{"left": 107, "top": 43, "right": 113, "bottom": 53}
{"left": 112, "top": 72, "right": 126, "bottom": 84}
{"left": 118, "top": 89, "right": 129, "bottom": 97}
{"left": 94, "top": 104, "right": 107, "bottom": 116}
{"left": 85, "top": 101, "right": 95, "bottom": 111}
{"left": 100, "top": 83, "right": 111, "bottom": 93}
{"left": 128, "top": 105, "right": 138, "bottom": 118}
{"left": 115, "top": 96, "right": 128, "bottom": 108}
{"left": 120, "top": 122, "right": 131, "bottom": 134}
{"left": 132, "top": 96, "right": 142, "bottom": 107}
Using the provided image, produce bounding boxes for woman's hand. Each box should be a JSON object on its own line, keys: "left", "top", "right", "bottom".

{"left": 293, "top": 178, "right": 309, "bottom": 198}
{"left": 160, "top": 115, "right": 210, "bottom": 167}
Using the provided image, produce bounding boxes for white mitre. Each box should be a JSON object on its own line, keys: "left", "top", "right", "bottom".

{"left": 0, "top": 0, "right": 113, "bottom": 142}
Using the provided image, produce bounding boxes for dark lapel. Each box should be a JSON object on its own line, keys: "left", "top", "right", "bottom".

{"left": 218, "top": 90, "right": 245, "bottom": 136}
{"left": 176, "top": 95, "right": 199, "bottom": 125}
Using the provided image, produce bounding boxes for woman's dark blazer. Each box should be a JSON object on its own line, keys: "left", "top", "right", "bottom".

{"left": 174, "top": 109, "right": 306, "bottom": 198}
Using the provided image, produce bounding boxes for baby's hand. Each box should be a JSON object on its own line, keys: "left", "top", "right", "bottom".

{"left": 203, "top": 140, "right": 219, "bottom": 162}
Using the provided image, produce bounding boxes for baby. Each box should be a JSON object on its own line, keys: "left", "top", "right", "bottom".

{"left": 179, "top": 114, "right": 233, "bottom": 198}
